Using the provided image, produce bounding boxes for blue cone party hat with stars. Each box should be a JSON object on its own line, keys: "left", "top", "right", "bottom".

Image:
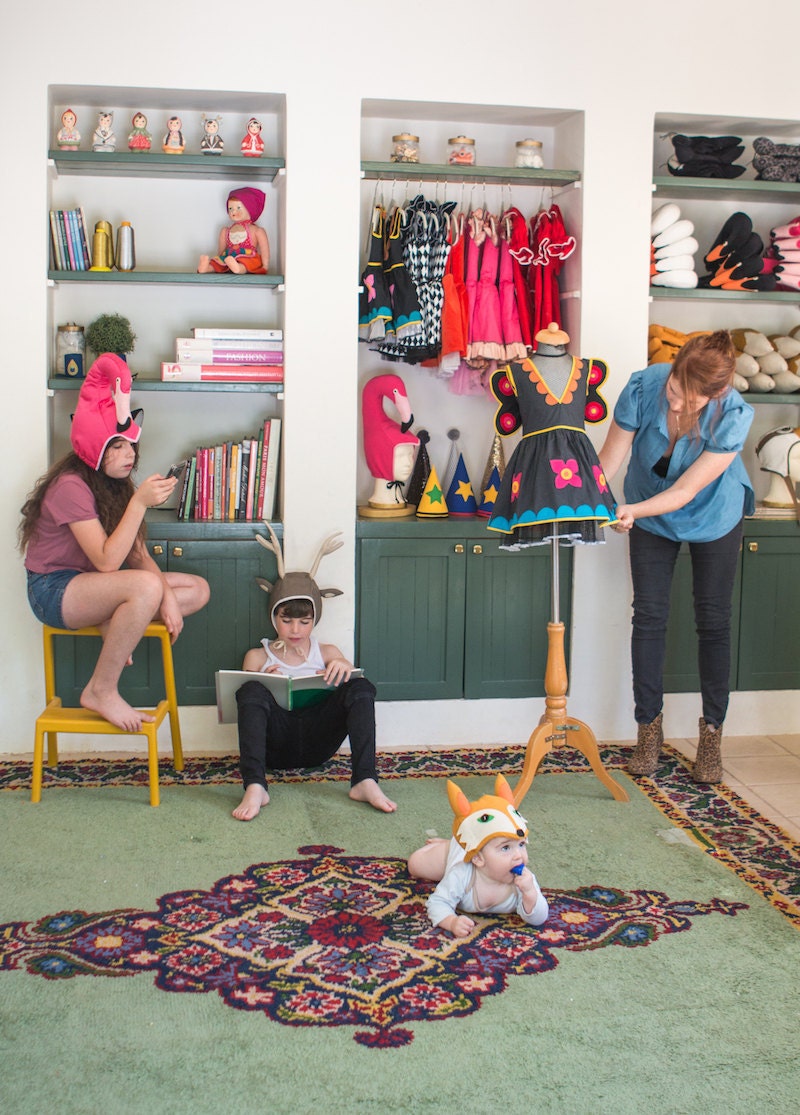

{"left": 477, "top": 465, "right": 502, "bottom": 518}
{"left": 416, "top": 463, "right": 448, "bottom": 518}
{"left": 445, "top": 453, "right": 477, "bottom": 517}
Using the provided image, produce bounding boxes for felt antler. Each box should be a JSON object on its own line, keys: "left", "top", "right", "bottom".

{"left": 309, "top": 532, "right": 344, "bottom": 580}
{"left": 254, "top": 521, "right": 285, "bottom": 578}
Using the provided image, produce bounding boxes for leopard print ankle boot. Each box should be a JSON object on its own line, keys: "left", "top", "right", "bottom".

{"left": 627, "top": 713, "right": 664, "bottom": 776}
{"left": 693, "top": 718, "right": 723, "bottom": 783}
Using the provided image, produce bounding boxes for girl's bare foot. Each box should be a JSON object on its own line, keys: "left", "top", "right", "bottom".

{"left": 349, "top": 778, "right": 397, "bottom": 813}
{"left": 232, "top": 784, "right": 270, "bottom": 821}
{"left": 80, "top": 685, "right": 153, "bottom": 732}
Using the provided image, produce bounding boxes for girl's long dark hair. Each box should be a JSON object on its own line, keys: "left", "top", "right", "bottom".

{"left": 18, "top": 447, "right": 144, "bottom": 554}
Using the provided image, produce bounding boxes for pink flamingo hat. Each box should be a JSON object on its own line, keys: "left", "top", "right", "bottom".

{"left": 362, "top": 373, "right": 419, "bottom": 480}
{"left": 71, "top": 353, "right": 141, "bottom": 470}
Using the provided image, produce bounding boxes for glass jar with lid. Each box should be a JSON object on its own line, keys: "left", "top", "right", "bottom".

{"left": 515, "top": 139, "right": 544, "bottom": 169}
{"left": 391, "top": 133, "right": 419, "bottom": 163}
{"left": 55, "top": 322, "right": 85, "bottom": 378}
{"left": 447, "top": 136, "right": 476, "bottom": 166}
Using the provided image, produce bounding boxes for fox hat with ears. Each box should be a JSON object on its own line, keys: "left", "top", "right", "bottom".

{"left": 447, "top": 775, "right": 528, "bottom": 861}
{"left": 254, "top": 521, "right": 344, "bottom": 627}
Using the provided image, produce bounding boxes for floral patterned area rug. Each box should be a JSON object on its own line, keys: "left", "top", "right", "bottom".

{"left": 0, "top": 844, "right": 745, "bottom": 1049}
{"left": 2, "top": 742, "right": 798, "bottom": 928}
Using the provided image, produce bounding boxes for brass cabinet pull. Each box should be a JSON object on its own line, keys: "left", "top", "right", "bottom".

{"left": 473, "top": 544, "right": 483, "bottom": 555}
{"left": 172, "top": 546, "right": 183, "bottom": 558}
{"left": 152, "top": 545, "right": 163, "bottom": 556}
{"left": 454, "top": 544, "right": 464, "bottom": 554}
{"left": 748, "top": 542, "right": 758, "bottom": 553}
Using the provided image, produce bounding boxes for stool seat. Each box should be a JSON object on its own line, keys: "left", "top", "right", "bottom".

{"left": 33, "top": 622, "right": 183, "bottom": 807}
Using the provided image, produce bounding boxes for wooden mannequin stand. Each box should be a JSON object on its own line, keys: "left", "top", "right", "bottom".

{"left": 513, "top": 528, "right": 629, "bottom": 806}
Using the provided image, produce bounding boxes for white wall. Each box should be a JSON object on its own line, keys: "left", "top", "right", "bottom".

{"left": 2, "top": 0, "right": 799, "bottom": 755}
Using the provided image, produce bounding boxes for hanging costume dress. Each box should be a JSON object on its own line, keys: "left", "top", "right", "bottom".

{"left": 487, "top": 354, "right": 618, "bottom": 548}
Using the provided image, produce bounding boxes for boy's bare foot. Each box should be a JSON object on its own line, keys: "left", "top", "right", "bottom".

{"left": 349, "top": 778, "right": 397, "bottom": 813}
{"left": 80, "top": 685, "right": 153, "bottom": 732}
{"left": 232, "top": 784, "right": 270, "bottom": 821}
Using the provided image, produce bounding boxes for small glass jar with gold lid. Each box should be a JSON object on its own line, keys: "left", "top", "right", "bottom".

{"left": 391, "top": 133, "right": 419, "bottom": 163}
{"left": 447, "top": 136, "right": 476, "bottom": 166}
{"left": 515, "top": 139, "right": 544, "bottom": 168}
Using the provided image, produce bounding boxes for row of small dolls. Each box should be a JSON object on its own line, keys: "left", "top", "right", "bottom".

{"left": 56, "top": 109, "right": 266, "bottom": 157}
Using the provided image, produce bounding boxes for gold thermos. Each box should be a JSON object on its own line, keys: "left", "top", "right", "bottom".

{"left": 90, "top": 220, "right": 114, "bottom": 271}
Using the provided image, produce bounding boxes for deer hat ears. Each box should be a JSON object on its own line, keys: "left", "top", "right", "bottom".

{"left": 447, "top": 775, "right": 528, "bottom": 861}
{"left": 254, "top": 522, "right": 343, "bottom": 627}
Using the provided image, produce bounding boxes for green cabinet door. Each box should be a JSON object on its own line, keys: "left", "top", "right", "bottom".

{"left": 463, "top": 538, "right": 572, "bottom": 699}
{"left": 160, "top": 537, "right": 278, "bottom": 704}
{"left": 737, "top": 535, "right": 800, "bottom": 690}
{"left": 357, "top": 537, "right": 466, "bottom": 700}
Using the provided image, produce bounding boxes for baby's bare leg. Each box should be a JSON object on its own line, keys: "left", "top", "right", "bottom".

{"left": 407, "top": 837, "right": 449, "bottom": 881}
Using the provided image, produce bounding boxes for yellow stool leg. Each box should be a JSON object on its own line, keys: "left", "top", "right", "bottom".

{"left": 32, "top": 723, "right": 45, "bottom": 803}
{"left": 157, "top": 627, "right": 183, "bottom": 771}
{"left": 147, "top": 722, "right": 160, "bottom": 807}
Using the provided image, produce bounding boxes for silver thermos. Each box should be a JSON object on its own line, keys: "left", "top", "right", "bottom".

{"left": 115, "top": 220, "right": 136, "bottom": 271}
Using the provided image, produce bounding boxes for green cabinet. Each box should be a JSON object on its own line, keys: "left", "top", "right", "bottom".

{"left": 52, "top": 518, "right": 279, "bottom": 707}
{"left": 663, "top": 518, "right": 799, "bottom": 693}
{"left": 356, "top": 521, "right": 572, "bottom": 701}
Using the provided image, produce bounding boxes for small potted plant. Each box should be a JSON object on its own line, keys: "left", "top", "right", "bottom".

{"left": 85, "top": 313, "right": 136, "bottom": 360}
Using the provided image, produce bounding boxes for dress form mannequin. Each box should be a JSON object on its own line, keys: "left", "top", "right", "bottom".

{"left": 360, "top": 374, "right": 420, "bottom": 518}
{"left": 756, "top": 425, "right": 800, "bottom": 516}
{"left": 488, "top": 321, "right": 627, "bottom": 805}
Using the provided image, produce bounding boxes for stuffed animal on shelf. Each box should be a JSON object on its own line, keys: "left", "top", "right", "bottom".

{"left": 127, "top": 112, "right": 152, "bottom": 152}
{"left": 197, "top": 187, "right": 270, "bottom": 275}
{"left": 360, "top": 373, "right": 419, "bottom": 517}
{"left": 57, "top": 108, "right": 80, "bottom": 150}
{"left": 241, "top": 117, "right": 264, "bottom": 157}
{"left": 162, "top": 116, "right": 185, "bottom": 154}
{"left": 200, "top": 114, "right": 224, "bottom": 155}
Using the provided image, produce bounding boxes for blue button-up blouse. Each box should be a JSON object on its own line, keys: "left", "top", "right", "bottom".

{"left": 614, "top": 363, "right": 755, "bottom": 542}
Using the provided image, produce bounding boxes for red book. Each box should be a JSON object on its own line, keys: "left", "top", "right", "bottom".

{"left": 255, "top": 419, "right": 271, "bottom": 520}
{"left": 161, "top": 362, "right": 283, "bottom": 382}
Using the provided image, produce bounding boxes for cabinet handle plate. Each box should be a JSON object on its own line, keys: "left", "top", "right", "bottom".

{"left": 473, "top": 544, "right": 483, "bottom": 555}
{"left": 172, "top": 546, "right": 183, "bottom": 557}
{"left": 152, "top": 545, "right": 163, "bottom": 556}
{"left": 454, "top": 544, "right": 464, "bottom": 554}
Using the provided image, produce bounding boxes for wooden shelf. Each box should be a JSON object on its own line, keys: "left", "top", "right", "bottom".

{"left": 48, "top": 377, "right": 284, "bottom": 394}
{"left": 48, "top": 150, "right": 285, "bottom": 180}
{"left": 650, "top": 285, "right": 800, "bottom": 305}
{"left": 361, "top": 161, "right": 580, "bottom": 187}
{"left": 48, "top": 270, "right": 284, "bottom": 288}
{"left": 653, "top": 176, "right": 800, "bottom": 203}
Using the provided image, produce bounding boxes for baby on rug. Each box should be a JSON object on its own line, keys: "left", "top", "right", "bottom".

{"left": 408, "top": 775, "right": 548, "bottom": 936}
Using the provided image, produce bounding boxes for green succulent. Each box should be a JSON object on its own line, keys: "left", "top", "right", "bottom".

{"left": 85, "top": 313, "right": 136, "bottom": 356}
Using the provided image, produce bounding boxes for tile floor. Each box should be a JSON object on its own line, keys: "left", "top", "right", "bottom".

{"left": 663, "top": 732, "right": 800, "bottom": 841}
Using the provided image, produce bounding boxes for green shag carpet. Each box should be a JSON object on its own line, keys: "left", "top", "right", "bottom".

{"left": 1, "top": 743, "right": 798, "bottom": 1114}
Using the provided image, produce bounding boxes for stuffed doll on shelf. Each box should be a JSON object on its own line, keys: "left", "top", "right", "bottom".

{"left": 197, "top": 187, "right": 270, "bottom": 275}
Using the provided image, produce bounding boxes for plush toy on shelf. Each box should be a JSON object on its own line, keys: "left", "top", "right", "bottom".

{"left": 650, "top": 202, "right": 699, "bottom": 289}
{"left": 127, "top": 112, "right": 152, "bottom": 152}
{"left": 241, "top": 116, "right": 264, "bottom": 157}
{"left": 56, "top": 108, "right": 80, "bottom": 150}
{"left": 197, "top": 187, "right": 270, "bottom": 275}
{"left": 359, "top": 373, "right": 420, "bottom": 517}
{"left": 162, "top": 115, "right": 185, "bottom": 154}
{"left": 200, "top": 114, "right": 224, "bottom": 155}
{"left": 92, "top": 111, "right": 116, "bottom": 153}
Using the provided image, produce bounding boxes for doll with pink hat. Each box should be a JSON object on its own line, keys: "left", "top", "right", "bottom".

{"left": 197, "top": 186, "right": 270, "bottom": 275}
{"left": 19, "top": 354, "right": 209, "bottom": 732}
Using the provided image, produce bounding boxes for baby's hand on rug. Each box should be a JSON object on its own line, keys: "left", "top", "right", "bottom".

{"left": 440, "top": 914, "right": 475, "bottom": 938}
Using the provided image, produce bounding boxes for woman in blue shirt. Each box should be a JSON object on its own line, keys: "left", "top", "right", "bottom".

{"left": 598, "top": 331, "right": 754, "bottom": 783}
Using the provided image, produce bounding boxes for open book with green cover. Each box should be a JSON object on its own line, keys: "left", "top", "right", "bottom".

{"left": 215, "top": 668, "right": 364, "bottom": 723}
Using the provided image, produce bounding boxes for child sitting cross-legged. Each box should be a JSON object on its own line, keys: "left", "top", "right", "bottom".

{"left": 408, "top": 775, "right": 548, "bottom": 937}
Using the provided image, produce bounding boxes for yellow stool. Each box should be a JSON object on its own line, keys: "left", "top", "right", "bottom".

{"left": 33, "top": 623, "right": 184, "bottom": 807}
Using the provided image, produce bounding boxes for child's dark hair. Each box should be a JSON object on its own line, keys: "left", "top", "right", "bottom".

{"left": 275, "top": 598, "right": 314, "bottom": 620}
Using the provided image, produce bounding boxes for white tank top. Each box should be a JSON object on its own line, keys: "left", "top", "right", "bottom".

{"left": 259, "top": 635, "right": 325, "bottom": 677}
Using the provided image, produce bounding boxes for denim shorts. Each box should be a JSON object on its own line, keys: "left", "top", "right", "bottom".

{"left": 27, "top": 569, "right": 82, "bottom": 628}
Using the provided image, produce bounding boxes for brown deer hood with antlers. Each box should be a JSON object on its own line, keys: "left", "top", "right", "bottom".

{"left": 255, "top": 522, "right": 344, "bottom": 627}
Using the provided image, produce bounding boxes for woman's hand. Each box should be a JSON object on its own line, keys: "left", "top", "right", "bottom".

{"left": 611, "top": 505, "right": 635, "bottom": 532}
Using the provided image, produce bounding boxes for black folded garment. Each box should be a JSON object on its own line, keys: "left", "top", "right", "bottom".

{"left": 668, "top": 134, "right": 746, "bottom": 178}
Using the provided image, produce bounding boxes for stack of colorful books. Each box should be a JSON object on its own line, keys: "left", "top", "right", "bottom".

{"left": 161, "top": 327, "right": 284, "bottom": 383}
{"left": 49, "top": 207, "right": 91, "bottom": 271}
{"left": 177, "top": 417, "right": 282, "bottom": 521}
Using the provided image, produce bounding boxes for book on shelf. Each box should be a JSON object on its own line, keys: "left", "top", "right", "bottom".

{"left": 177, "top": 336, "right": 283, "bottom": 355}
{"left": 174, "top": 346, "right": 283, "bottom": 365}
{"left": 49, "top": 207, "right": 90, "bottom": 271}
{"left": 262, "top": 417, "right": 282, "bottom": 520}
{"left": 161, "top": 363, "right": 284, "bottom": 383}
{"left": 215, "top": 668, "right": 364, "bottom": 721}
{"left": 192, "top": 327, "right": 282, "bottom": 341}
{"left": 178, "top": 419, "right": 281, "bottom": 522}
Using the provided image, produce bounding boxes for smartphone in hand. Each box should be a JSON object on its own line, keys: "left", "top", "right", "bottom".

{"left": 166, "top": 461, "right": 187, "bottom": 479}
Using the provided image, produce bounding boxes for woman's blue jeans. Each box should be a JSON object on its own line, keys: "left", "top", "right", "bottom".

{"left": 628, "top": 519, "right": 743, "bottom": 729}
